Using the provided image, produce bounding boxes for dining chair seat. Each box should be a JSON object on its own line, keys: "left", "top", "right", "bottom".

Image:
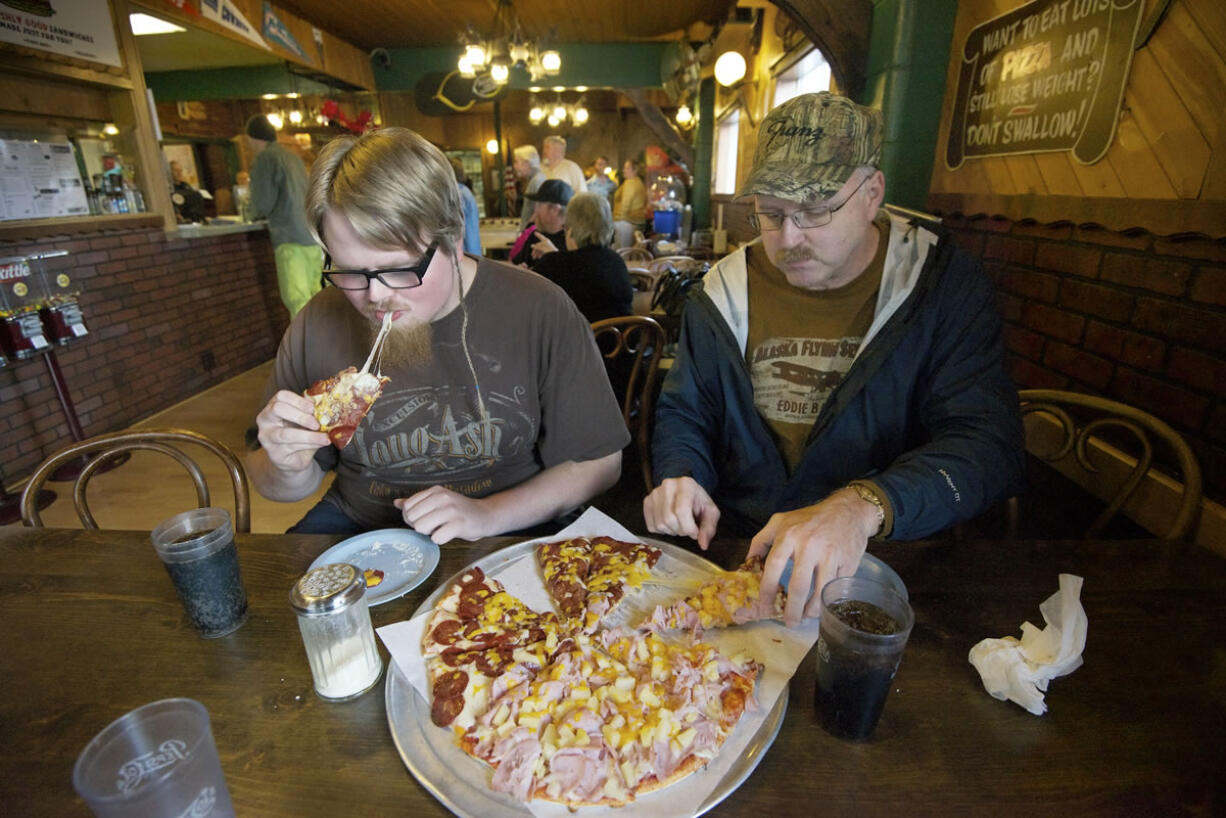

{"left": 591, "top": 316, "right": 667, "bottom": 494}
{"left": 1015, "top": 389, "right": 1202, "bottom": 540}
{"left": 20, "top": 428, "right": 252, "bottom": 532}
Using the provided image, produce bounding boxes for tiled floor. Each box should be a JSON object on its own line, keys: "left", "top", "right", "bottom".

{"left": 6, "top": 360, "right": 331, "bottom": 534}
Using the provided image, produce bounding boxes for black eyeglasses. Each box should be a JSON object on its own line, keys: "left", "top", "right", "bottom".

{"left": 322, "top": 242, "right": 438, "bottom": 290}
{"left": 748, "top": 174, "right": 871, "bottom": 232}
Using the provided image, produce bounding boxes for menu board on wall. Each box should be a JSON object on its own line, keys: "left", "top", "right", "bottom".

{"left": 0, "top": 0, "right": 121, "bottom": 67}
{"left": 0, "top": 140, "right": 90, "bottom": 222}
{"left": 946, "top": 0, "right": 1145, "bottom": 169}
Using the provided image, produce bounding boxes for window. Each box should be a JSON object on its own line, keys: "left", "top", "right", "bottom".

{"left": 773, "top": 49, "right": 832, "bottom": 108}
{"left": 713, "top": 108, "right": 740, "bottom": 195}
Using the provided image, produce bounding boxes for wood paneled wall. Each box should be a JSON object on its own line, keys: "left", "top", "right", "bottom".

{"left": 928, "top": 0, "right": 1225, "bottom": 237}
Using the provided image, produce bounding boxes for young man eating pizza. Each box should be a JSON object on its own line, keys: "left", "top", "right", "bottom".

{"left": 248, "top": 127, "right": 629, "bottom": 540}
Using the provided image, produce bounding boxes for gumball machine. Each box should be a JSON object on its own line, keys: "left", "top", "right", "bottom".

{"left": 0, "top": 255, "right": 52, "bottom": 360}
{"left": 32, "top": 250, "right": 89, "bottom": 344}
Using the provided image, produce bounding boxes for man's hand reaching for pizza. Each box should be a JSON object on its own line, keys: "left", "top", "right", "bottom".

{"left": 395, "top": 486, "right": 496, "bottom": 545}
{"left": 748, "top": 488, "right": 880, "bottom": 627}
{"left": 643, "top": 476, "right": 720, "bottom": 550}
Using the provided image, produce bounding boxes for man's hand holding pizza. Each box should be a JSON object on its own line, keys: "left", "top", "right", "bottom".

{"left": 248, "top": 390, "right": 329, "bottom": 502}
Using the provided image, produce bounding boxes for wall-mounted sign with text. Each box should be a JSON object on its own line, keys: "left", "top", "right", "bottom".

{"left": 946, "top": 0, "right": 1144, "bottom": 170}
{"left": 0, "top": 0, "right": 121, "bottom": 67}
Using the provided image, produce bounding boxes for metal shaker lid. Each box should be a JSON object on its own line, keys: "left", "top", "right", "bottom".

{"left": 290, "top": 563, "right": 365, "bottom": 615}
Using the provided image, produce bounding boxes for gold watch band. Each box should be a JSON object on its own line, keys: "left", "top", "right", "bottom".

{"left": 848, "top": 482, "right": 885, "bottom": 536}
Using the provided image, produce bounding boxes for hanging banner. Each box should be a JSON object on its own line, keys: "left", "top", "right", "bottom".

{"left": 0, "top": 0, "right": 121, "bottom": 67}
{"left": 946, "top": 0, "right": 1144, "bottom": 169}
{"left": 199, "top": 0, "right": 267, "bottom": 50}
{"left": 262, "top": 2, "right": 307, "bottom": 61}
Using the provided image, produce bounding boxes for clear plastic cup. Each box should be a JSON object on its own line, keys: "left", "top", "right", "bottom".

{"left": 151, "top": 508, "right": 248, "bottom": 637}
{"left": 815, "top": 575, "right": 915, "bottom": 740}
{"left": 72, "top": 698, "right": 235, "bottom": 818}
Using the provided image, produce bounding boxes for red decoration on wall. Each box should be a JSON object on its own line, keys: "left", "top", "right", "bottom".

{"left": 320, "top": 100, "right": 375, "bottom": 135}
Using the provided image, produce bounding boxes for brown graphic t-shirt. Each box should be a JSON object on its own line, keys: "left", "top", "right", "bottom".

{"left": 262, "top": 258, "right": 629, "bottom": 528}
{"left": 745, "top": 219, "right": 888, "bottom": 472}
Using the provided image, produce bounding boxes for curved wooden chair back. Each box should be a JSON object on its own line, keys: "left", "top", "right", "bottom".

{"left": 617, "top": 246, "right": 653, "bottom": 263}
{"left": 21, "top": 428, "right": 252, "bottom": 532}
{"left": 591, "top": 316, "right": 667, "bottom": 494}
{"left": 648, "top": 256, "right": 702, "bottom": 275}
{"left": 1018, "top": 389, "right": 1202, "bottom": 540}
{"left": 627, "top": 269, "right": 656, "bottom": 293}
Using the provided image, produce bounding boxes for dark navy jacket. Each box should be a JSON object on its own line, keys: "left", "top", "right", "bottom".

{"left": 651, "top": 212, "right": 1025, "bottom": 540}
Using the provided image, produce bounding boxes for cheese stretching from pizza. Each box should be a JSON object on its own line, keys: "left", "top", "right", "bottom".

{"left": 304, "top": 366, "right": 389, "bottom": 449}
{"left": 639, "top": 556, "right": 786, "bottom": 634}
{"left": 422, "top": 563, "right": 762, "bottom": 807}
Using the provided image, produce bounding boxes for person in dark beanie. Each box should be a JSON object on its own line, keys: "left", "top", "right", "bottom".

{"left": 246, "top": 113, "right": 321, "bottom": 316}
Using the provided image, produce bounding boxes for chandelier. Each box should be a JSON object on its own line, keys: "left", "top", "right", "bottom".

{"left": 457, "top": 0, "right": 560, "bottom": 85}
{"left": 528, "top": 92, "right": 588, "bottom": 128}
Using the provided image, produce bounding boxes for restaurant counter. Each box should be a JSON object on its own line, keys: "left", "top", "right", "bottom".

{"left": 1, "top": 526, "right": 1223, "bottom": 816}
{"left": 167, "top": 219, "right": 268, "bottom": 239}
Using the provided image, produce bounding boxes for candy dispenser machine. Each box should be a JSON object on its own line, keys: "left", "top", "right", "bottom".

{"left": 32, "top": 250, "right": 89, "bottom": 344}
{"left": 0, "top": 254, "right": 52, "bottom": 360}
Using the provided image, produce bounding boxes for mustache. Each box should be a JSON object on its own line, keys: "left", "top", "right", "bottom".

{"left": 776, "top": 246, "right": 817, "bottom": 264}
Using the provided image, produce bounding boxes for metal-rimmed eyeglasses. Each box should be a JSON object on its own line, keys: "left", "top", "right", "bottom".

{"left": 322, "top": 241, "right": 438, "bottom": 290}
{"left": 748, "top": 174, "right": 870, "bottom": 232}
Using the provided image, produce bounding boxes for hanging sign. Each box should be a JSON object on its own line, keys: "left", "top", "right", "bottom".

{"left": 946, "top": 0, "right": 1144, "bottom": 169}
{"left": 0, "top": 0, "right": 121, "bottom": 67}
{"left": 262, "top": 2, "right": 307, "bottom": 61}
{"left": 200, "top": 0, "right": 268, "bottom": 50}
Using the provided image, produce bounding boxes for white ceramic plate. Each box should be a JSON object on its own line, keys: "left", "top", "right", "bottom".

{"left": 309, "top": 528, "right": 440, "bottom": 606}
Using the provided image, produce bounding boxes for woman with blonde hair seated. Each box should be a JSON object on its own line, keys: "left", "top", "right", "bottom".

{"left": 532, "top": 191, "right": 633, "bottom": 324}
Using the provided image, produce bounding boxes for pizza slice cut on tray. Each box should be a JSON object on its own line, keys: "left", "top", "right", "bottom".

{"left": 537, "top": 537, "right": 662, "bottom": 633}
{"left": 638, "top": 555, "right": 785, "bottom": 634}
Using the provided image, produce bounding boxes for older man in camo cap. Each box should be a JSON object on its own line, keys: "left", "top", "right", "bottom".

{"left": 644, "top": 92, "right": 1024, "bottom": 626}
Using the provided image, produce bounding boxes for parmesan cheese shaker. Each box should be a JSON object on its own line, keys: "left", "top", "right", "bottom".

{"left": 290, "top": 563, "right": 384, "bottom": 701}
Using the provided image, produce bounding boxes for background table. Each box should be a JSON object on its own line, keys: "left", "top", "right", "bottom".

{"left": 1, "top": 527, "right": 1223, "bottom": 816}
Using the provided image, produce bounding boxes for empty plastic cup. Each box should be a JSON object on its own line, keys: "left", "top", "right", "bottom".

{"left": 151, "top": 508, "right": 248, "bottom": 637}
{"left": 72, "top": 698, "right": 235, "bottom": 817}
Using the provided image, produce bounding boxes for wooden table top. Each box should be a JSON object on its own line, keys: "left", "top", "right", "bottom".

{"left": 1, "top": 526, "right": 1223, "bottom": 816}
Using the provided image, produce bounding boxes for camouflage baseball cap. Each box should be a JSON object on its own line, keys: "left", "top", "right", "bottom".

{"left": 737, "top": 92, "right": 883, "bottom": 203}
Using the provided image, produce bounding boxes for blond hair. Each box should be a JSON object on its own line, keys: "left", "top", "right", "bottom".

{"left": 512, "top": 144, "right": 540, "bottom": 172}
{"left": 306, "top": 127, "right": 463, "bottom": 258}
{"left": 565, "top": 192, "right": 613, "bottom": 248}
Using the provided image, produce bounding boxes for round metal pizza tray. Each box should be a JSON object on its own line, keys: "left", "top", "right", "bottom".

{"left": 384, "top": 538, "right": 788, "bottom": 817}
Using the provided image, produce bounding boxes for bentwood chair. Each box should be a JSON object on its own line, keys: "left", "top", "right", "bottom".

{"left": 591, "top": 316, "right": 667, "bottom": 494}
{"left": 617, "top": 246, "right": 654, "bottom": 264}
{"left": 21, "top": 428, "right": 252, "bottom": 532}
{"left": 1015, "top": 389, "right": 1202, "bottom": 540}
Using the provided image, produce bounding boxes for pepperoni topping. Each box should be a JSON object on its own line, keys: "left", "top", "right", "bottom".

{"left": 429, "top": 619, "right": 463, "bottom": 646}
{"left": 431, "top": 691, "right": 465, "bottom": 727}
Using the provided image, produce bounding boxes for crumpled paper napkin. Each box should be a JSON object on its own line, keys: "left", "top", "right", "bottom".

{"left": 967, "top": 573, "right": 1088, "bottom": 715}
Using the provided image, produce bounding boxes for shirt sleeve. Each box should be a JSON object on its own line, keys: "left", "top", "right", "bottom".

{"left": 534, "top": 293, "right": 630, "bottom": 466}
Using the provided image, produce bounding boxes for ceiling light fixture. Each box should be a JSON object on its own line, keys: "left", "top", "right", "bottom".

{"left": 128, "top": 13, "right": 185, "bottom": 36}
{"left": 714, "top": 51, "right": 747, "bottom": 87}
{"left": 457, "top": 0, "right": 560, "bottom": 86}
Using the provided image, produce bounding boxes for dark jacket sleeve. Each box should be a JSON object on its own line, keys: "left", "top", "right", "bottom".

{"left": 870, "top": 247, "right": 1025, "bottom": 539}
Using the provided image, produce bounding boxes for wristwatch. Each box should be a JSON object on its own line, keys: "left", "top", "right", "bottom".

{"left": 848, "top": 482, "right": 886, "bottom": 536}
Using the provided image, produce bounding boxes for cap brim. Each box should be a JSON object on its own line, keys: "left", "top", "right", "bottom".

{"left": 736, "top": 161, "right": 860, "bottom": 203}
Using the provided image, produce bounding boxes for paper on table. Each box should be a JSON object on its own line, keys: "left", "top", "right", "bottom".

{"left": 377, "top": 507, "right": 820, "bottom": 818}
{"left": 967, "top": 573, "right": 1088, "bottom": 716}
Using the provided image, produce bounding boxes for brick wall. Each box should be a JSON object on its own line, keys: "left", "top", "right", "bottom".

{"left": 941, "top": 215, "right": 1226, "bottom": 502}
{"left": 0, "top": 225, "right": 289, "bottom": 489}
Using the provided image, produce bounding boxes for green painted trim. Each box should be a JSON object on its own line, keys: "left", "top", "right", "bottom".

{"left": 145, "top": 65, "right": 335, "bottom": 102}
{"left": 371, "top": 43, "right": 670, "bottom": 92}
{"left": 691, "top": 78, "right": 715, "bottom": 229}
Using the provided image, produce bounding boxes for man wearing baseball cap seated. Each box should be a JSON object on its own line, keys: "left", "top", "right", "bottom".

{"left": 643, "top": 92, "right": 1024, "bottom": 626}
{"left": 509, "top": 179, "right": 572, "bottom": 269}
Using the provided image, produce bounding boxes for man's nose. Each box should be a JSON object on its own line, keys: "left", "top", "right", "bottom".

{"left": 366, "top": 277, "right": 396, "bottom": 302}
{"left": 776, "top": 215, "right": 805, "bottom": 245}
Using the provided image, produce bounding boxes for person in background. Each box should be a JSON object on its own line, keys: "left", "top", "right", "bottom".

{"left": 532, "top": 191, "right": 632, "bottom": 325}
{"left": 233, "top": 170, "right": 253, "bottom": 223}
{"left": 541, "top": 135, "right": 586, "bottom": 194}
{"left": 509, "top": 179, "right": 572, "bottom": 270}
{"left": 612, "top": 158, "right": 646, "bottom": 248}
{"left": 585, "top": 156, "right": 617, "bottom": 201}
{"left": 449, "top": 156, "right": 482, "bottom": 257}
{"left": 643, "top": 92, "right": 1025, "bottom": 626}
{"left": 512, "top": 145, "right": 546, "bottom": 229}
{"left": 248, "top": 127, "right": 626, "bottom": 539}
{"left": 245, "top": 114, "right": 322, "bottom": 317}
{"left": 169, "top": 160, "right": 206, "bottom": 224}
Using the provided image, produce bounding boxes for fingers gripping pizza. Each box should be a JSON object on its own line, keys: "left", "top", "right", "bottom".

{"left": 639, "top": 556, "right": 786, "bottom": 635}
{"left": 422, "top": 544, "right": 763, "bottom": 808}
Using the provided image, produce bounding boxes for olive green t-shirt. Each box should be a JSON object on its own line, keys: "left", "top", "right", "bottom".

{"left": 745, "top": 219, "right": 888, "bottom": 472}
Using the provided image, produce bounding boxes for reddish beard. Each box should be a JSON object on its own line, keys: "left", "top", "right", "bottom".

{"left": 366, "top": 313, "right": 433, "bottom": 367}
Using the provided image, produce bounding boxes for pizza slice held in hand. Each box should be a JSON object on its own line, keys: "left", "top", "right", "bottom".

{"left": 305, "top": 366, "right": 389, "bottom": 450}
{"left": 639, "top": 555, "right": 785, "bottom": 634}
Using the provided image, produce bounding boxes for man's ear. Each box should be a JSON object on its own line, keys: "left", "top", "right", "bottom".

{"left": 866, "top": 170, "right": 887, "bottom": 208}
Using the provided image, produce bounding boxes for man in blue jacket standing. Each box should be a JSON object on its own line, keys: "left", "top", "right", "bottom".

{"left": 644, "top": 92, "right": 1024, "bottom": 626}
